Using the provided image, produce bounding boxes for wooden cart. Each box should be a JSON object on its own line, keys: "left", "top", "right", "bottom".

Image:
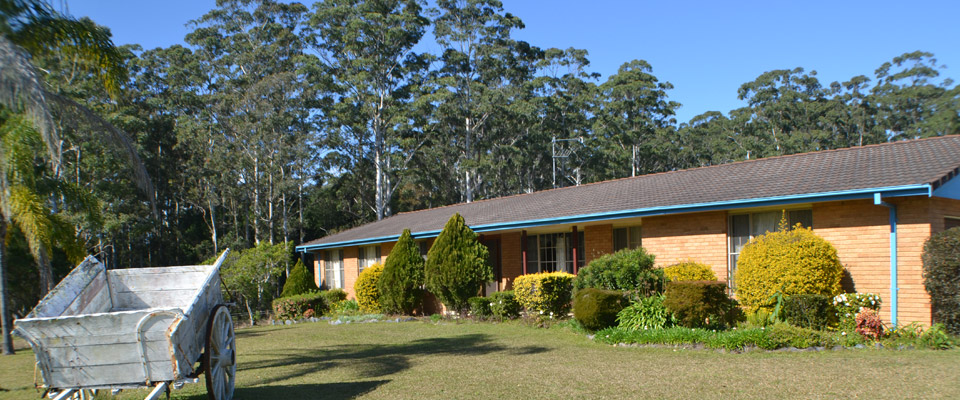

{"left": 14, "top": 250, "right": 236, "bottom": 400}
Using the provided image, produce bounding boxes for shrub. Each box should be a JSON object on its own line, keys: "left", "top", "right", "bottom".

{"left": 354, "top": 263, "right": 384, "bottom": 313}
{"left": 469, "top": 296, "right": 492, "bottom": 319}
{"left": 832, "top": 292, "right": 881, "bottom": 331}
{"left": 281, "top": 259, "right": 319, "bottom": 297}
{"left": 334, "top": 299, "right": 360, "bottom": 314}
{"left": 616, "top": 294, "right": 674, "bottom": 331}
{"left": 489, "top": 291, "right": 521, "bottom": 320}
{"left": 663, "top": 261, "right": 717, "bottom": 282}
{"left": 766, "top": 323, "right": 838, "bottom": 349}
{"left": 321, "top": 288, "right": 347, "bottom": 307}
{"left": 918, "top": 323, "right": 956, "bottom": 350}
{"left": 303, "top": 309, "right": 316, "bottom": 319}
{"left": 424, "top": 213, "right": 492, "bottom": 315}
{"left": 735, "top": 226, "right": 844, "bottom": 312}
{"left": 781, "top": 294, "right": 836, "bottom": 330}
{"left": 272, "top": 292, "right": 325, "bottom": 320}
{"left": 663, "top": 280, "right": 742, "bottom": 329}
{"left": 380, "top": 229, "right": 426, "bottom": 315}
{"left": 855, "top": 309, "right": 884, "bottom": 340}
{"left": 572, "top": 288, "right": 626, "bottom": 330}
{"left": 573, "top": 248, "right": 664, "bottom": 297}
{"left": 514, "top": 272, "right": 575, "bottom": 316}
{"left": 922, "top": 227, "right": 960, "bottom": 335}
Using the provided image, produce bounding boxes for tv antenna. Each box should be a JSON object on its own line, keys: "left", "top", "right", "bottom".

{"left": 552, "top": 136, "right": 584, "bottom": 188}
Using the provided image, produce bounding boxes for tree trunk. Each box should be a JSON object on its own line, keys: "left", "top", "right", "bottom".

{"left": 1, "top": 219, "right": 15, "bottom": 355}
{"left": 209, "top": 196, "right": 218, "bottom": 254}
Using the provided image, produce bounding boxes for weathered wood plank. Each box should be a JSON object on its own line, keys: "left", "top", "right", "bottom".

{"left": 112, "top": 289, "right": 199, "bottom": 310}
{"left": 16, "top": 310, "right": 179, "bottom": 339}
{"left": 107, "top": 269, "right": 209, "bottom": 293}
{"left": 26, "top": 257, "right": 104, "bottom": 318}
{"left": 40, "top": 340, "right": 173, "bottom": 368}
{"left": 61, "top": 270, "right": 112, "bottom": 316}
{"left": 46, "top": 361, "right": 175, "bottom": 388}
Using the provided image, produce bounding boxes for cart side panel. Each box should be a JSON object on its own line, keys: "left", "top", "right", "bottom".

{"left": 107, "top": 268, "right": 210, "bottom": 311}
{"left": 15, "top": 310, "right": 179, "bottom": 388}
{"left": 170, "top": 266, "right": 222, "bottom": 378}
{"left": 27, "top": 257, "right": 107, "bottom": 318}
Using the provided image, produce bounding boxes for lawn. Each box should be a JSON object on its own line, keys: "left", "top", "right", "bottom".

{"left": 2, "top": 319, "right": 959, "bottom": 399}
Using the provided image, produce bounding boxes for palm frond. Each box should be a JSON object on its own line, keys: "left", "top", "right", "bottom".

{"left": 48, "top": 212, "right": 84, "bottom": 264}
{"left": 0, "top": 35, "right": 59, "bottom": 165}
{"left": 46, "top": 91, "right": 156, "bottom": 213}
{"left": 8, "top": 184, "right": 52, "bottom": 261}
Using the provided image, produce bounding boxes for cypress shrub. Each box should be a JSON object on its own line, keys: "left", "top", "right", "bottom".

{"left": 280, "top": 259, "right": 318, "bottom": 297}
{"left": 468, "top": 296, "right": 492, "bottom": 319}
{"left": 663, "top": 281, "right": 742, "bottom": 329}
{"left": 490, "top": 291, "right": 521, "bottom": 320}
{"left": 923, "top": 227, "right": 960, "bottom": 335}
{"left": 735, "top": 226, "right": 844, "bottom": 312}
{"left": 573, "top": 248, "right": 664, "bottom": 297}
{"left": 781, "top": 294, "right": 836, "bottom": 330}
{"left": 424, "top": 214, "right": 492, "bottom": 315}
{"left": 354, "top": 263, "right": 384, "bottom": 313}
{"left": 573, "top": 288, "right": 626, "bottom": 331}
{"left": 663, "top": 261, "right": 717, "bottom": 282}
{"left": 514, "top": 272, "right": 575, "bottom": 316}
{"left": 380, "top": 229, "right": 425, "bottom": 315}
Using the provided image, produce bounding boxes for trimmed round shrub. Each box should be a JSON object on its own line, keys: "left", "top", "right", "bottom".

{"left": 380, "top": 229, "right": 426, "bottom": 315}
{"left": 281, "top": 259, "right": 318, "bottom": 297}
{"left": 424, "top": 213, "right": 492, "bottom": 314}
{"left": 321, "top": 288, "right": 347, "bottom": 307}
{"left": 922, "top": 227, "right": 960, "bottom": 335}
{"left": 573, "top": 248, "right": 664, "bottom": 297}
{"left": 354, "top": 263, "right": 384, "bottom": 313}
{"left": 663, "top": 261, "right": 717, "bottom": 282}
{"left": 663, "top": 281, "right": 742, "bottom": 329}
{"left": 855, "top": 309, "right": 884, "bottom": 340}
{"left": 490, "top": 291, "right": 521, "bottom": 320}
{"left": 273, "top": 292, "right": 326, "bottom": 320}
{"left": 514, "top": 272, "right": 575, "bottom": 316}
{"left": 616, "top": 294, "right": 675, "bottom": 331}
{"left": 735, "top": 227, "right": 844, "bottom": 312}
{"left": 781, "top": 294, "right": 836, "bottom": 330}
{"left": 469, "top": 296, "right": 492, "bottom": 319}
{"left": 573, "top": 288, "right": 626, "bottom": 331}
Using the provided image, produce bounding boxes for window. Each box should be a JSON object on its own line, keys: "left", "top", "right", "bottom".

{"left": 728, "top": 210, "right": 812, "bottom": 292}
{"left": 358, "top": 245, "right": 381, "bottom": 272}
{"left": 324, "top": 249, "right": 344, "bottom": 289}
{"left": 613, "top": 226, "right": 642, "bottom": 251}
{"left": 526, "top": 232, "right": 584, "bottom": 274}
{"left": 946, "top": 217, "right": 960, "bottom": 231}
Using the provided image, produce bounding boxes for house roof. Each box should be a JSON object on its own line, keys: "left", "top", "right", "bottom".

{"left": 298, "top": 135, "right": 960, "bottom": 251}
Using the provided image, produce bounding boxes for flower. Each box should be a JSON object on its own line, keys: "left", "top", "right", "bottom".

{"left": 842, "top": 331, "right": 847, "bottom": 336}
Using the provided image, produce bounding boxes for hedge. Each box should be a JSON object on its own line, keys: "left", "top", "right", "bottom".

{"left": 514, "top": 272, "right": 575, "bottom": 316}
{"left": 922, "top": 227, "right": 960, "bottom": 335}
{"left": 573, "top": 288, "right": 626, "bottom": 331}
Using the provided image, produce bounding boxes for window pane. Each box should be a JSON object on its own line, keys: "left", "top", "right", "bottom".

{"left": 358, "top": 247, "right": 366, "bottom": 272}
{"left": 729, "top": 214, "right": 749, "bottom": 253}
{"left": 752, "top": 211, "right": 779, "bottom": 236}
{"left": 789, "top": 210, "right": 813, "bottom": 229}
{"left": 613, "top": 228, "right": 628, "bottom": 251}
{"left": 526, "top": 235, "right": 539, "bottom": 273}
{"left": 628, "top": 226, "right": 642, "bottom": 249}
{"left": 324, "top": 250, "right": 334, "bottom": 290}
{"left": 947, "top": 218, "right": 960, "bottom": 230}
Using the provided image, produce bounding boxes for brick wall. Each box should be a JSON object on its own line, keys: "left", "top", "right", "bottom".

{"left": 642, "top": 211, "right": 728, "bottom": 280}
{"left": 813, "top": 198, "right": 932, "bottom": 325}
{"left": 584, "top": 224, "right": 613, "bottom": 264}
{"left": 501, "top": 232, "right": 522, "bottom": 289}
{"left": 930, "top": 197, "right": 960, "bottom": 234}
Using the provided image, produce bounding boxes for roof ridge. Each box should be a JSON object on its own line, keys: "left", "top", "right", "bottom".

{"left": 392, "top": 135, "right": 960, "bottom": 217}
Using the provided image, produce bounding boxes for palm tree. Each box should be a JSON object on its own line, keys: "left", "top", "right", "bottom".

{"left": 1, "top": 0, "right": 153, "bottom": 355}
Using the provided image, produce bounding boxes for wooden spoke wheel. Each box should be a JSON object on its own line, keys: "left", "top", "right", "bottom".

{"left": 204, "top": 305, "right": 236, "bottom": 400}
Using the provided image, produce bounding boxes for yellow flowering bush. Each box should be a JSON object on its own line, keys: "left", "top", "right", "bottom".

{"left": 354, "top": 263, "right": 384, "bottom": 313}
{"left": 514, "top": 272, "right": 575, "bottom": 316}
{"left": 663, "top": 261, "right": 717, "bottom": 282}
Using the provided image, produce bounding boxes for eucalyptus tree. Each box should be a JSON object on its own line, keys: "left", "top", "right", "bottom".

{"left": 0, "top": 0, "right": 153, "bottom": 355}
{"left": 309, "top": 0, "right": 430, "bottom": 221}
{"left": 592, "top": 59, "right": 679, "bottom": 179}
{"left": 186, "top": 0, "right": 316, "bottom": 245}
{"left": 871, "top": 51, "right": 960, "bottom": 140}
{"left": 429, "top": 0, "right": 531, "bottom": 202}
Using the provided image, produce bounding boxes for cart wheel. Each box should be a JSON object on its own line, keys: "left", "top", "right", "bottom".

{"left": 204, "top": 305, "right": 236, "bottom": 400}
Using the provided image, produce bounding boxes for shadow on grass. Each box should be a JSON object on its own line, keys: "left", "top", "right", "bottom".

{"left": 178, "top": 381, "right": 389, "bottom": 400}
{"left": 240, "top": 333, "right": 549, "bottom": 385}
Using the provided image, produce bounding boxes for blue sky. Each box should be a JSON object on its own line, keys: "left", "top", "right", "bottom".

{"left": 69, "top": 0, "right": 959, "bottom": 123}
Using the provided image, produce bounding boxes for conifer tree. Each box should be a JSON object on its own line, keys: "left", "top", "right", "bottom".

{"left": 424, "top": 214, "right": 492, "bottom": 314}
{"left": 280, "top": 259, "right": 317, "bottom": 298}
{"left": 380, "top": 229, "right": 425, "bottom": 314}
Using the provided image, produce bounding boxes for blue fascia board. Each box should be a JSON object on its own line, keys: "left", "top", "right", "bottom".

{"left": 296, "top": 184, "right": 932, "bottom": 252}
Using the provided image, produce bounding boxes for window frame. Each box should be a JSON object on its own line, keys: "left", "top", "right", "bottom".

{"left": 525, "top": 231, "right": 584, "bottom": 274}
{"left": 358, "top": 245, "right": 381, "bottom": 273}
{"left": 613, "top": 226, "right": 642, "bottom": 252}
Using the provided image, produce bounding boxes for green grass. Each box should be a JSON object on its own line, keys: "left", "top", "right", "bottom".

{"left": 2, "top": 320, "right": 960, "bottom": 399}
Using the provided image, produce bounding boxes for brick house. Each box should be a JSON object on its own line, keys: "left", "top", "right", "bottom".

{"left": 297, "top": 136, "right": 960, "bottom": 325}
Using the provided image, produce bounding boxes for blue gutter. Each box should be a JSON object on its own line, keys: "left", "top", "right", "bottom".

{"left": 874, "top": 193, "right": 899, "bottom": 327}
{"left": 296, "top": 183, "right": 932, "bottom": 252}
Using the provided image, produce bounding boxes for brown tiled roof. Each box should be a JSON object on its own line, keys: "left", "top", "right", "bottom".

{"left": 298, "top": 135, "right": 960, "bottom": 250}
